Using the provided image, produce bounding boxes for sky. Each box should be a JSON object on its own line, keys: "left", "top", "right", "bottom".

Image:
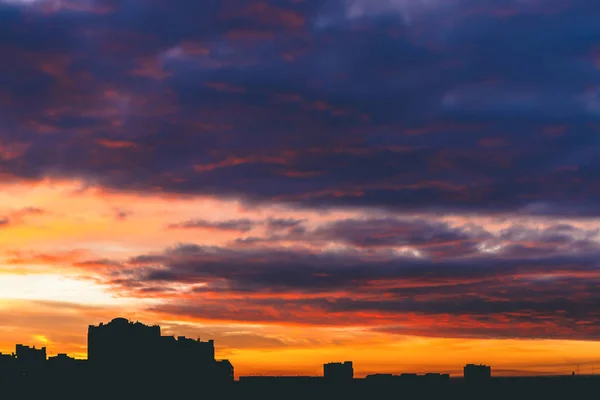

{"left": 1, "top": 0, "right": 600, "bottom": 378}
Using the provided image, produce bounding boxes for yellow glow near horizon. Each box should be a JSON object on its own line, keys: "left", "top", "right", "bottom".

{"left": 0, "top": 273, "right": 134, "bottom": 306}
{"left": 215, "top": 336, "right": 600, "bottom": 377}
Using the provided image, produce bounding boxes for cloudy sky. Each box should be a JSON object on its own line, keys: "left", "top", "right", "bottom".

{"left": 1, "top": 0, "right": 600, "bottom": 377}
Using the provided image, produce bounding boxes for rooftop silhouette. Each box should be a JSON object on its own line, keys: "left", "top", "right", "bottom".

{"left": 0, "top": 318, "right": 599, "bottom": 399}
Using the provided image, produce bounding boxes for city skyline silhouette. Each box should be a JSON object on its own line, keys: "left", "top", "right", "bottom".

{"left": 2, "top": 317, "right": 600, "bottom": 399}
{"left": 1, "top": 317, "right": 597, "bottom": 379}
{"left": 2, "top": 0, "right": 600, "bottom": 392}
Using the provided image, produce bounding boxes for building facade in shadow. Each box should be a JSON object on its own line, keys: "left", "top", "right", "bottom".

{"left": 324, "top": 361, "right": 354, "bottom": 383}
{"left": 87, "top": 317, "right": 234, "bottom": 384}
{"left": 464, "top": 364, "right": 492, "bottom": 382}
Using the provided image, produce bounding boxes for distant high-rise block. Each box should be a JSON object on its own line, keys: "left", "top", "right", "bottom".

{"left": 87, "top": 317, "right": 161, "bottom": 367}
{"left": 87, "top": 317, "right": 230, "bottom": 383}
{"left": 464, "top": 364, "right": 492, "bottom": 382}
{"left": 324, "top": 361, "right": 354, "bottom": 382}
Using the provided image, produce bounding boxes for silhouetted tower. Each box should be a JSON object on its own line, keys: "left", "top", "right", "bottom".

{"left": 324, "top": 361, "right": 354, "bottom": 383}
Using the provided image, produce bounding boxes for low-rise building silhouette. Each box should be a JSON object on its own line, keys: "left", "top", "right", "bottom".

{"left": 364, "top": 373, "right": 394, "bottom": 382}
{"left": 0, "top": 352, "right": 15, "bottom": 368}
{"left": 216, "top": 359, "right": 235, "bottom": 383}
{"left": 364, "top": 372, "right": 450, "bottom": 384}
{"left": 239, "top": 376, "right": 323, "bottom": 386}
{"left": 425, "top": 372, "right": 450, "bottom": 383}
{"left": 47, "top": 353, "right": 85, "bottom": 369}
{"left": 15, "top": 344, "right": 46, "bottom": 369}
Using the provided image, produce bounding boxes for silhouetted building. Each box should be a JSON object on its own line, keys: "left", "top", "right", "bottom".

{"left": 155, "top": 335, "right": 215, "bottom": 369}
{"left": 88, "top": 317, "right": 161, "bottom": 368}
{"left": 365, "top": 373, "right": 395, "bottom": 382}
{"left": 216, "top": 359, "right": 235, "bottom": 383}
{"left": 15, "top": 344, "right": 46, "bottom": 368}
{"left": 425, "top": 372, "right": 450, "bottom": 383}
{"left": 464, "top": 364, "right": 492, "bottom": 382}
{"left": 47, "top": 353, "right": 85, "bottom": 369}
{"left": 324, "top": 361, "right": 353, "bottom": 382}
{"left": 0, "top": 352, "right": 15, "bottom": 368}
{"left": 87, "top": 317, "right": 232, "bottom": 384}
{"left": 239, "top": 376, "right": 323, "bottom": 386}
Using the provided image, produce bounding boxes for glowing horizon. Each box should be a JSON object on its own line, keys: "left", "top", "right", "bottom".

{"left": 0, "top": 179, "right": 599, "bottom": 377}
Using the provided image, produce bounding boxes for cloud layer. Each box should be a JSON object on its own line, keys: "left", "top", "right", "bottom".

{"left": 1, "top": 0, "right": 600, "bottom": 215}
{"left": 31, "top": 217, "right": 597, "bottom": 341}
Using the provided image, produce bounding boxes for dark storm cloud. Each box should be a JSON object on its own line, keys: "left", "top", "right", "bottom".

{"left": 71, "top": 239, "right": 598, "bottom": 340}
{"left": 235, "top": 217, "right": 487, "bottom": 258}
{"left": 235, "top": 217, "right": 600, "bottom": 259}
{"left": 118, "top": 241, "right": 600, "bottom": 340}
{"left": 110, "top": 243, "right": 600, "bottom": 292}
{"left": 166, "top": 216, "right": 307, "bottom": 233}
{"left": 1, "top": 0, "right": 600, "bottom": 215}
{"left": 265, "top": 217, "right": 306, "bottom": 231}
{"left": 312, "top": 218, "right": 489, "bottom": 249}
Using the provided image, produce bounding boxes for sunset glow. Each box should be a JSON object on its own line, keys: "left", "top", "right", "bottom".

{"left": 1, "top": 0, "right": 600, "bottom": 378}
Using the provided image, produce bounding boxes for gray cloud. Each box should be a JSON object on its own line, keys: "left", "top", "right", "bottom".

{"left": 168, "top": 218, "right": 255, "bottom": 232}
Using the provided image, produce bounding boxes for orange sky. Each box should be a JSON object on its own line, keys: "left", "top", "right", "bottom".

{"left": 1, "top": 179, "right": 599, "bottom": 377}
